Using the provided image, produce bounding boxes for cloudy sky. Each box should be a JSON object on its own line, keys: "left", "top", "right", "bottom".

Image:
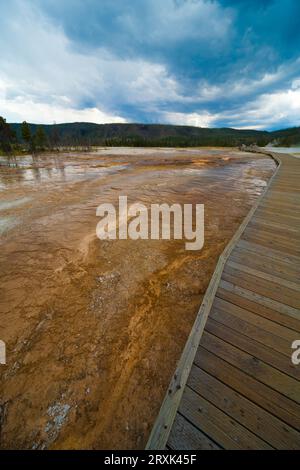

{"left": 1, "top": 0, "right": 300, "bottom": 129}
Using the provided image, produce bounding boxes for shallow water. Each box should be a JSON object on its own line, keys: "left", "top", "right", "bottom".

{"left": 0, "top": 197, "right": 32, "bottom": 211}
{"left": 0, "top": 148, "right": 275, "bottom": 449}
{"left": 266, "top": 146, "right": 300, "bottom": 155}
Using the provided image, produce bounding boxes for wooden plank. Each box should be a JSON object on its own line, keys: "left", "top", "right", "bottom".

{"left": 216, "top": 286, "right": 300, "bottom": 332}
{"left": 219, "top": 279, "right": 300, "bottom": 320}
{"left": 270, "top": 187, "right": 300, "bottom": 195}
{"left": 168, "top": 413, "right": 221, "bottom": 450}
{"left": 254, "top": 207, "right": 297, "bottom": 219}
{"left": 195, "top": 347, "right": 300, "bottom": 431}
{"left": 263, "top": 186, "right": 300, "bottom": 195}
{"left": 222, "top": 270, "right": 300, "bottom": 310}
{"left": 260, "top": 196, "right": 300, "bottom": 205}
{"left": 188, "top": 366, "right": 300, "bottom": 449}
{"left": 230, "top": 248, "right": 300, "bottom": 282}
{"left": 200, "top": 331, "right": 300, "bottom": 403}
{"left": 267, "top": 190, "right": 300, "bottom": 201}
{"left": 256, "top": 207, "right": 300, "bottom": 220}
{"left": 223, "top": 264, "right": 300, "bottom": 308}
{"left": 255, "top": 198, "right": 300, "bottom": 210}
{"left": 253, "top": 215, "right": 300, "bottom": 233}
{"left": 242, "top": 226, "right": 300, "bottom": 250}
{"left": 179, "top": 387, "right": 272, "bottom": 449}
{"left": 256, "top": 203, "right": 300, "bottom": 215}
{"left": 226, "top": 260, "right": 300, "bottom": 292}
{"left": 210, "top": 306, "right": 292, "bottom": 357}
{"left": 241, "top": 232, "right": 300, "bottom": 257}
{"left": 232, "top": 242, "right": 300, "bottom": 270}
{"left": 243, "top": 227, "right": 300, "bottom": 251}
{"left": 213, "top": 297, "right": 298, "bottom": 342}
{"left": 205, "top": 318, "right": 300, "bottom": 380}
{"left": 258, "top": 200, "right": 300, "bottom": 212}
{"left": 251, "top": 212, "right": 300, "bottom": 229}
{"left": 247, "top": 219, "right": 300, "bottom": 241}
{"left": 261, "top": 196, "right": 300, "bottom": 207}
{"left": 236, "top": 239, "right": 300, "bottom": 266}
{"left": 270, "top": 185, "right": 300, "bottom": 193}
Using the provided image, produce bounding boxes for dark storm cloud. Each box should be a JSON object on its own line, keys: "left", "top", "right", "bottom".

{"left": 1, "top": 0, "right": 300, "bottom": 128}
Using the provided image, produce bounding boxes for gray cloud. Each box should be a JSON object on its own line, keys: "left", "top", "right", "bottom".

{"left": 1, "top": 0, "right": 300, "bottom": 129}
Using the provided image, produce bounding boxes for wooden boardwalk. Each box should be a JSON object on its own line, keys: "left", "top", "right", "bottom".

{"left": 147, "top": 150, "right": 300, "bottom": 450}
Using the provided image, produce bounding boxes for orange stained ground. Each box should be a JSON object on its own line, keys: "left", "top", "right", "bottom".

{"left": 0, "top": 148, "right": 275, "bottom": 449}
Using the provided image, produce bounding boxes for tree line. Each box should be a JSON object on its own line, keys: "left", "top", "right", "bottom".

{"left": 1, "top": 116, "right": 299, "bottom": 154}
{"left": 0, "top": 117, "right": 48, "bottom": 155}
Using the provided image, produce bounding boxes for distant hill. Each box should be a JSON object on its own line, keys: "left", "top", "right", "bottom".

{"left": 10, "top": 122, "right": 300, "bottom": 148}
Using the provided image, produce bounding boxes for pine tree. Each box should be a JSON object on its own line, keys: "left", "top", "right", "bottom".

{"left": 0, "top": 116, "right": 14, "bottom": 154}
{"left": 21, "top": 121, "right": 31, "bottom": 145}
{"left": 49, "top": 125, "right": 60, "bottom": 149}
{"left": 35, "top": 126, "right": 47, "bottom": 149}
